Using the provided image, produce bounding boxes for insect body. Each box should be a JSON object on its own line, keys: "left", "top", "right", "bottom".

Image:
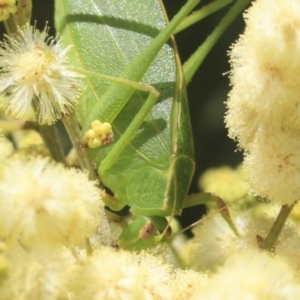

{"left": 56, "top": 0, "right": 202, "bottom": 249}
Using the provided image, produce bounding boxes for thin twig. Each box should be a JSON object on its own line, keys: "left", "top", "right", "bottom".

{"left": 261, "top": 204, "right": 295, "bottom": 251}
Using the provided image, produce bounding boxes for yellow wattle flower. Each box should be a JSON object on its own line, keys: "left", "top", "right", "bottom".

{"left": 225, "top": 0, "right": 300, "bottom": 204}
{"left": 0, "top": 24, "right": 82, "bottom": 124}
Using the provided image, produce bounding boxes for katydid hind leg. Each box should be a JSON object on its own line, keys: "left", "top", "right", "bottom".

{"left": 99, "top": 83, "right": 160, "bottom": 174}
{"left": 76, "top": 67, "right": 161, "bottom": 174}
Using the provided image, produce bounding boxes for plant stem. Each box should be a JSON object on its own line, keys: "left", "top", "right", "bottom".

{"left": 261, "top": 204, "right": 295, "bottom": 251}
{"left": 62, "top": 113, "right": 113, "bottom": 247}
{"left": 175, "top": 0, "right": 233, "bottom": 33}
{"left": 183, "top": 0, "right": 251, "bottom": 84}
{"left": 38, "top": 124, "right": 66, "bottom": 164}
{"left": 62, "top": 113, "right": 98, "bottom": 180}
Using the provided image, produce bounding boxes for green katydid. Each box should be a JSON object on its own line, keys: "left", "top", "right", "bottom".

{"left": 55, "top": 0, "right": 218, "bottom": 249}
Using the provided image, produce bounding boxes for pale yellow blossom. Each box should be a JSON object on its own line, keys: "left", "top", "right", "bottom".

{"left": 225, "top": 0, "right": 300, "bottom": 205}
{"left": 188, "top": 212, "right": 250, "bottom": 272}
{"left": 244, "top": 133, "right": 300, "bottom": 205}
{"left": 0, "top": 24, "right": 82, "bottom": 124}
{"left": 0, "top": 246, "right": 74, "bottom": 300}
{"left": 199, "top": 165, "right": 249, "bottom": 202}
{"left": 70, "top": 247, "right": 173, "bottom": 300}
{"left": 226, "top": 0, "right": 300, "bottom": 150}
{"left": 172, "top": 269, "right": 208, "bottom": 300}
{"left": 193, "top": 250, "right": 300, "bottom": 299}
{"left": 0, "top": 156, "right": 102, "bottom": 247}
{"left": 187, "top": 210, "right": 300, "bottom": 274}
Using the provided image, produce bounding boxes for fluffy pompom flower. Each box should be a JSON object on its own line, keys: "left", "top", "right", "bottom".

{"left": 194, "top": 250, "right": 300, "bottom": 300}
{"left": 0, "top": 24, "right": 82, "bottom": 124}
{"left": 172, "top": 269, "right": 208, "bottom": 300}
{"left": 225, "top": 0, "right": 300, "bottom": 150}
{"left": 0, "top": 0, "right": 17, "bottom": 21}
{"left": 70, "top": 247, "right": 173, "bottom": 300}
{"left": 187, "top": 212, "right": 250, "bottom": 272}
{"left": 0, "top": 246, "right": 74, "bottom": 300}
{"left": 225, "top": 0, "right": 300, "bottom": 204}
{"left": 199, "top": 165, "right": 249, "bottom": 202}
{"left": 188, "top": 207, "right": 300, "bottom": 275}
{"left": 244, "top": 133, "right": 300, "bottom": 205}
{"left": 0, "top": 156, "right": 102, "bottom": 246}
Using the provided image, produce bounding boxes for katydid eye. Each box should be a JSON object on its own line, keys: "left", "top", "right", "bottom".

{"left": 139, "top": 222, "right": 154, "bottom": 240}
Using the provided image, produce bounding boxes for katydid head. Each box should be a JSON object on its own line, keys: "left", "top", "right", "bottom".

{"left": 118, "top": 216, "right": 172, "bottom": 250}
{"left": 116, "top": 194, "right": 248, "bottom": 251}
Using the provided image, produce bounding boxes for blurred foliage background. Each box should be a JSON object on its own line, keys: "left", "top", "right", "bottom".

{"left": 0, "top": 0, "right": 250, "bottom": 229}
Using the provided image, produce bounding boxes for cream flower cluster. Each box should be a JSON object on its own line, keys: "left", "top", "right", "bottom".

{"left": 225, "top": 0, "right": 300, "bottom": 205}
{"left": 195, "top": 250, "right": 300, "bottom": 299}
{"left": 0, "top": 156, "right": 101, "bottom": 247}
{"left": 181, "top": 208, "right": 300, "bottom": 298}
{"left": 199, "top": 165, "right": 249, "bottom": 203}
{"left": 1, "top": 153, "right": 300, "bottom": 298}
{"left": 0, "top": 24, "right": 82, "bottom": 124}
{"left": 0, "top": 150, "right": 207, "bottom": 299}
